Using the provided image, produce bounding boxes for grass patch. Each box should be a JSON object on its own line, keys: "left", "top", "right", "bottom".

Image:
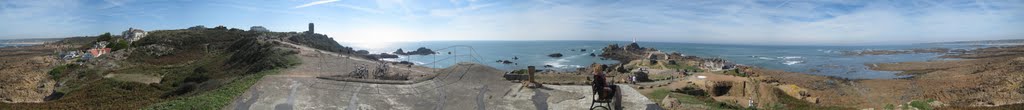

{"left": 723, "top": 69, "right": 747, "bottom": 77}
{"left": 145, "top": 69, "right": 281, "bottom": 110}
{"left": 661, "top": 63, "right": 702, "bottom": 72}
{"left": 646, "top": 88, "right": 672, "bottom": 102}
{"left": 908, "top": 99, "right": 934, "bottom": 110}
{"left": 643, "top": 87, "right": 745, "bottom": 110}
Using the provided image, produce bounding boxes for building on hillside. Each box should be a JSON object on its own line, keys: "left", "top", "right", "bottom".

{"left": 123, "top": 28, "right": 147, "bottom": 43}
{"left": 86, "top": 48, "right": 111, "bottom": 60}
{"left": 250, "top": 26, "right": 269, "bottom": 32}
{"left": 307, "top": 23, "right": 314, "bottom": 34}
{"left": 94, "top": 41, "right": 109, "bottom": 49}
{"left": 82, "top": 53, "right": 94, "bottom": 60}
{"left": 60, "top": 51, "right": 82, "bottom": 60}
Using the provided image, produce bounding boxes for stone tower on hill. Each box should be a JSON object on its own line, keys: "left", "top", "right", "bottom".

{"left": 308, "top": 23, "right": 314, "bottom": 34}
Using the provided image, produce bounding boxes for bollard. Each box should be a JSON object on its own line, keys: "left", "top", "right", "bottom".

{"left": 528, "top": 66, "right": 536, "bottom": 83}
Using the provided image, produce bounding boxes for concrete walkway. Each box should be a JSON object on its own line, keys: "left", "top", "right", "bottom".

{"left": 226, "top": 42, "right": 660, "bottom": 110}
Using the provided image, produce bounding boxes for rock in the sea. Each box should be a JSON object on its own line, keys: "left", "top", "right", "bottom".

{"left": 589, "top": 53, "right": 596, "bottom": 57}
{"left": 369, "top": 53, "right": 399, "bottom": 59}
{"left": 548, "top": 53, "right": 563, "bottom": 57}
{"left": 402, "top": 47, "right": 436, "bottom": 55}
{"left": 544, "top": 65, "right": 554, "bottom": 68}
{"left": 580, "top": 49, "right": 587, "bottom": 51}
{"left": 501, "top": 60, "right": 513, "bottom": 64}
{"left": 393, "top": 48, "right": 405, "bottom": 55}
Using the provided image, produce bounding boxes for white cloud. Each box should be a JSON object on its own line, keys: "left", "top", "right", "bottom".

{"left": 294, "top": 0, "right": 340, "bottom": 8}
{"left": 331, "top": 3, "right": 386, "bottom": 14}
{"left": 429, "top": 3, "right": 495, "bottom": 17}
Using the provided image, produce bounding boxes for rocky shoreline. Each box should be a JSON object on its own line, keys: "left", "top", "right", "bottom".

{"left": 771, "top": 45, "right": 1024, "bottom": 108}
{"left": 588, "top": 42, "right": 1024, "bottom": 109}
{"left": 840, "top": 48, "right": 960, "bottom": 56}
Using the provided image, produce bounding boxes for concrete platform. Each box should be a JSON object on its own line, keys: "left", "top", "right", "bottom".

{"left": 227, "top": 42, "right": 659, "bottom": 110}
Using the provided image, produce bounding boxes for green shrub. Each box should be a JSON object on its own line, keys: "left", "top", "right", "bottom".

{"left": 97, "top": 32, "right": 113, "bottom": 42}
{"left": 108, "top": 40, "right": 130, "bottom": 51}
{"left": 48, "top": 64, "right": 75, "bottom": 80}
{"left": 146, "top": 69, "right": 281, "bottom": 110}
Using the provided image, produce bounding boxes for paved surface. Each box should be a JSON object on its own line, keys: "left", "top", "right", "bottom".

{"left": 226, "top": 42, "right": 659, "bottom": 110}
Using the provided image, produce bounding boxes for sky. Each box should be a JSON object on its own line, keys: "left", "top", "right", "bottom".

{"left": 1, "top": 0, "right": 1022, "bottom": 45}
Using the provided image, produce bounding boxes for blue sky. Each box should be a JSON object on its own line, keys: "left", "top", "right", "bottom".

{"left": 1, "top": 0, "right": 1022, "bottom": 45}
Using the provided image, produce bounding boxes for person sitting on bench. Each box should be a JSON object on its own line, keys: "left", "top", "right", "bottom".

{"left": 592, "top": 68, "right": 617, "bottom": 100}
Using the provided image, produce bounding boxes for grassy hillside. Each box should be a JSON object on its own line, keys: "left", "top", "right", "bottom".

{"left": 0, "top": 27, "right": 300, "bottom": 109}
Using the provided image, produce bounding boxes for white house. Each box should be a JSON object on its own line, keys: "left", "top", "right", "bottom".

{"left": 123, "top": 28, "right": 147, "bottom": 43}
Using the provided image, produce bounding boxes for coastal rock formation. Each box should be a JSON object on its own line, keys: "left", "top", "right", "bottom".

{"left": 368, "top": 53, "right": 399, "bottom": 59}
{"left": 752, "top": 45, "right": 1024, "bottom": 108}
{"left": 396, "top": 47, "right": 435, "bottom": 55}
{"left": 548, "top": 53, "right": 563, "bottom": 58}
{"left": 625, "top": 42, "right": 644, "bottom": 51}
{"left": 600, "top": 43, "right": 655, "bottom": 62}
{"left": 393, "top": 48, "right": 405, "bottom": 55}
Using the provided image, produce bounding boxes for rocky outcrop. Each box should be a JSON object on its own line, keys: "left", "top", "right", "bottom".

{"left": 393, "top": 47, "right": 434, "bottom": 55}
{"left": 601, "top": 43, "right": 656, "bottom": 62}
{"left": 393, "top": 48, "right": 405, "bottom": 55}
{"left": 625, "top": 42, "right": 644, "bottom": 51}
{"left": 368, "top": 53, "right": 399, "bottom": 59}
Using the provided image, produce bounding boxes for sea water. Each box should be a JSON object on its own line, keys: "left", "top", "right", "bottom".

{"left": 344, "top": 41, "right": 973, "bottom": 79}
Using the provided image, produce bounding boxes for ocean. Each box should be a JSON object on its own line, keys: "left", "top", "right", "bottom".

{"left": 343, "top": 41, "right": 974, "bottom": 79}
